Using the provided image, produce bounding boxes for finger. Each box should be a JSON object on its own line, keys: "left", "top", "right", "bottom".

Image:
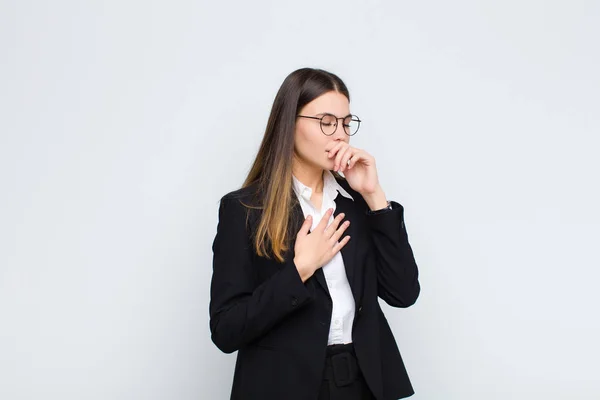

{"left": 324, "top": 212, "right": 345, "bottom": 237}
{"left": 330, "top": 219, "right": 350, "bottom": 242}
{"left": 316, "top": 208, "right": 334, "bottom": 231}
{"left": 347, "top": 151, "right": 362, "bottom": 169}
{"left": 340, "top": 149, "right": 356, "bottom": 172}
{"left": 333, "top": 143, "right": 349, "bottom": 169}
{"left": 332, "top": 235, "right": 351, "bottom": 254}
{"left": 334, "top": 144, "right": 351, "bottom": 171}
{"left": 352, "top": 150, "right": 374, "bottom": 169}
{"left": 297, "top": 215, "right": 312, "bottom": 236}
{"left": 327, "top": 142, "right": 344, "bottom": 159}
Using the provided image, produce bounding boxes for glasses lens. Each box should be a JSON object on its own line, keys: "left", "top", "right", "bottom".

{"left": 320, "top": 114, "right": 337, "bottom": 135}
{"left": 344, "top": 115, "right": 360, "bottom": 136}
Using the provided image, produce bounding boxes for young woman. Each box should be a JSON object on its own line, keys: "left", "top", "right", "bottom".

{"left": 209, "top": 67, "right": 420, "bottom": 400}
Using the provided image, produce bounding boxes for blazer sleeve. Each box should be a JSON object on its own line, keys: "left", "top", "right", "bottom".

{"left": 366, "top": 200, "right": 421, "bottom": 308}
{"left": 209, "top": 195, "right": 316, "bottom": 354}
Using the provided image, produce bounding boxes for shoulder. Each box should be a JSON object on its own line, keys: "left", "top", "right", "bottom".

{"left": 217, "top": 181, "right": 263, "bottom": 229}
{"left": 220, "top": 181, "right": 262, "bottom": 206}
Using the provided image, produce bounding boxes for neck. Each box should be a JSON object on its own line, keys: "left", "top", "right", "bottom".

{"left": 292, "top": 161, "right": 325, "bottom": 194}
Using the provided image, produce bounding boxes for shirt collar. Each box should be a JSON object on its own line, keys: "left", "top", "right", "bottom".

{"left": 292, "top": 170, "right": 354, "bottom": 203}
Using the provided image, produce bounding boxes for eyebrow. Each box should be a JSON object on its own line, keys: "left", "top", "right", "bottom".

{"left": 316, "top": 112, "right": 352, "bottom": 118}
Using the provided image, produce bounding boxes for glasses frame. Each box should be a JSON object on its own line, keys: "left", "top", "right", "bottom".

{"left": 296, "top": 113, "right": 361, "bottom": 136}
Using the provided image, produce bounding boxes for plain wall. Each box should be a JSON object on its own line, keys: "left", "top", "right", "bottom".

{"left": 1, "top": 0, "right": 599, "bottom": 399}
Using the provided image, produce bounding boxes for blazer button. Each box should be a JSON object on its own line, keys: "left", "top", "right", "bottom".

{"left": 358, "top": 306, "right": 363, "bottom": 313}
{"left": 291, "top": 297, "right": 298, "bottom": 306}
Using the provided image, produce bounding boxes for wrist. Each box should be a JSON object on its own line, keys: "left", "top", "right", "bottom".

{"left": 293, "top": 257, "right": 312, "bottom": 283}
{"left": 362, "top": 185, "right": 388, "bottom": 210}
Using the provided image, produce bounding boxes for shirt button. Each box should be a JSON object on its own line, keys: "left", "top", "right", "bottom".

{"left": 334, "top": 319, "right": 341, "bottom": 326}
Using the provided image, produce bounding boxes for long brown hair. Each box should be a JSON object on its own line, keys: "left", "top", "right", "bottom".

{"left": 241, "top": 68, "right": 350, "bottom": 262}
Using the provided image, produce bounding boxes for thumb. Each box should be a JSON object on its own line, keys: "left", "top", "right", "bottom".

{"left": 297, "top": 215, "right": 312, "bottom": 236}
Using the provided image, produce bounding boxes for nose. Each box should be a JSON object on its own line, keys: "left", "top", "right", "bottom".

{"left": 333, "top": 120, "right": 348, "bottom": 141}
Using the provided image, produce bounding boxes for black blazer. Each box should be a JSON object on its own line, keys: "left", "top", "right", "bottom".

{"left": 209, "top": 176, "right": 420, "bottom": 400}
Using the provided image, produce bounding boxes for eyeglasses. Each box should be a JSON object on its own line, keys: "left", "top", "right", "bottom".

{"left": 296, "top": 113, "right": 361, "bottom": 136}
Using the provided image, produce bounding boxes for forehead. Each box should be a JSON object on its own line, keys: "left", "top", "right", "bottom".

{"left": 302, "top": 91, "right": 350, "bottom": 116}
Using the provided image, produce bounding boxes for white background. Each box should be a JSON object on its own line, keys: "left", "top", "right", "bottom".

{"left": 1, "top": 0, "right": 599, "bottom": 399}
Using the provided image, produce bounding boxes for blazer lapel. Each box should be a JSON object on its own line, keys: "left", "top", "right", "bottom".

{"left": 334, "top": 194, "right": 359, "bottom": 302}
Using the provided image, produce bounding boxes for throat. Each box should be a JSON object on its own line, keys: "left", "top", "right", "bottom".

{"left": 310, "top": 192, "right": 324, "bottom": 213}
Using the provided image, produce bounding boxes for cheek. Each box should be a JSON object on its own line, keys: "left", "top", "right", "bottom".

{"left": 295, "top": 130, "right": 315, "bottom": 152}
{"left": 295, "top": 130, "right": 328, "bottom": 163}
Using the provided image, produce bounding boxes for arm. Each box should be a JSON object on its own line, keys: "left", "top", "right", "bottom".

{"left": 365, "top": 200, "right": 421, "bottom": 307}
{"left": 209, "top": 196, "right": 315, "bottom": 354}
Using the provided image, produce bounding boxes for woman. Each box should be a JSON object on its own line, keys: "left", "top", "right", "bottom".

{"left": 209, "top": 67, "right": 420, "bottom": 400}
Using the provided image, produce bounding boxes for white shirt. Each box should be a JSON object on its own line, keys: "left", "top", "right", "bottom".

{"left": 292, "top": 170, "right": 355, "bottom": 345}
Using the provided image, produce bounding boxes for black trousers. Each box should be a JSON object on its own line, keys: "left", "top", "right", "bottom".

{"left": 318, "top": 343, "right": 376, "bottom": 400}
